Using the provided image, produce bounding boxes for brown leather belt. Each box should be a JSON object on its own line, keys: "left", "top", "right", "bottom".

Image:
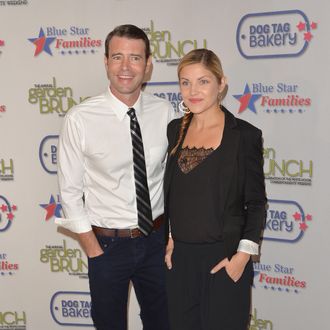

{"left": 92, "top": 214, "right": 164, "bottom": 238}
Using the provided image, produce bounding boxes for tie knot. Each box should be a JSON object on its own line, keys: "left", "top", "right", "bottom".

{"left": 127, "top": 108, "right": 137, "bottom": 120}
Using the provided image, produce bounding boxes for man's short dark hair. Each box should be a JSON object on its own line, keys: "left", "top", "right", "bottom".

{"left": 104, "top": 24, "right": 151, "bottom": 59}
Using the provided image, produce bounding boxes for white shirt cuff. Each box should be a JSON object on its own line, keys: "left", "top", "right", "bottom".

{"left": 237, "top": 239, "right": 259, "bottom": 255}
{"left": 55, "top": 216, "right": 92, "bottom": 234}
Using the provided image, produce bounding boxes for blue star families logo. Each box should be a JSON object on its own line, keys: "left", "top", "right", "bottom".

{"left": 253, "top": 262, "right": 307, "bottom": 294}
{"left": 264, "top": 199, "right": 312, "bottom": 243}
{"left": 0, "top": 195, "right": 17, "bottom": 233}
{"left": 39, "top": 135, "right": 58, "bottom": 175}
{"left": 236, "top": 9, "right": 317, "bottom": 59}
{"left": 50, "top": 291, "right": 93, "bottom": 326}
{"left": 40, "top": 195, "right": 62, "bottom": 221}
{"left": 0, "top": 252, "right": 19, "bottom": 276}
{"left": 145, "top": 81, "right": 181, "bottom": 113}
{"left": 233, "top": 82, "right": 312, "bottom": 114}
{"left": 28, "top": 26, "right": 102, "bottom": 57}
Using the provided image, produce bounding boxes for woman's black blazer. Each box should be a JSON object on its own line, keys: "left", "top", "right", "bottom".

{"left": 163, "top": 107, "right": 267, "bottom": 258}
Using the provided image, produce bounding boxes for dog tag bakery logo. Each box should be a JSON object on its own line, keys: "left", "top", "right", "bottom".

{"left": 236, "top": 9, "right": 317, "bottom": 59}
{"left": 39, "top": 135, "right": 58, "bottom": 175}
{"left": 0, "top": 195, "right": 17, "bottom": 233}
{"left": 28, "top": 77, "right": 88, "bottom": 117}
{"left": 50, "top": 291, "right": 93, "bottom": 326}
{"left": 264, "top": 199, "right": 312, "bottom": 243}
{"left": 146, "top": 81, "right": 181, "bottom": 113}
{"left": 28, "top": 26, "right": 102, "bottom": 56}
{"left": 143, "top": 20, "right": 207, "bottom": 66}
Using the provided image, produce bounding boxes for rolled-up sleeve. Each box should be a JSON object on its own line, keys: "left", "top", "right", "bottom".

{"left": 55, "top": 113, "right": 92, "bottom": 233}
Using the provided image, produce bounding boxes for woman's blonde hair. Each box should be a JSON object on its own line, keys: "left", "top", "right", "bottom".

{"left": 171, "top": 49, "right": 227, "bottom": 155}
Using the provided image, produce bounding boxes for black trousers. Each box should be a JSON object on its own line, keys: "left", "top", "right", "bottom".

{"left": 88, "top": 225, "right": 169, "bottom": 330}
{"left": 166, "top": 241, "right": 253, "bottom": 330}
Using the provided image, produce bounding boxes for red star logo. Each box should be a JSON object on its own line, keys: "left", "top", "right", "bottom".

{"left": 40, "top": 195, "right": 62, "bottom": 221}
{"left": 293, "top": 212, "right": 301, "bottom": 221}
{"left": 1, "top": 204, "right": 7, "bottom": 212}
{"left": 43, "top": 203, "right": 56, "bottom": 221}
{"left": 7, "top": 212, "right": 14, "bottom": 221}
{"left": 0, "top": 40, "right": 4, "bottom": 47}
{"left": 299, "top": 222, "right": 308, "bottom": 231}
{"left": 28, "top": 28, "right": 56, "bottom": 56}
{"left": 310, "top": 22, "right": 317, "bottom": 30}
{"left": 297, "top": 22, "right": 306, "bottom": 31}
{"left": 305, "top": 214, "right": 312, "bottom": 221}
{"left": 304, "top": 32, "right": 313, "bottom": 42}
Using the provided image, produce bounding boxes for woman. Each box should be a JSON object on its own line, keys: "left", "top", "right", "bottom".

{"left": 164, "top": 49, "right": 266, "bottom": 330}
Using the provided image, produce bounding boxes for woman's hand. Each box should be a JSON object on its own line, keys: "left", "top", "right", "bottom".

{"left": 210, "top": 251, "right": 250, "bottom": 282}
{"left": 165, "top": 237, "right": 174, "bottom": 270}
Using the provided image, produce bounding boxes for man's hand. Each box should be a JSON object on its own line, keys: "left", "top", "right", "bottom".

{"left": 77, "top": 231, "right": 104, "bottom": 258}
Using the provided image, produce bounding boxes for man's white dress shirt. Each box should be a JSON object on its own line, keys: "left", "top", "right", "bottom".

{"left": 55, "top": 88, "right": 175, "bottom": 233}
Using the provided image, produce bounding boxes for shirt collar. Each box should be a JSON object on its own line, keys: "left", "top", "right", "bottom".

{"left": 105, "top": 87, "right": 143, "bottom": 122}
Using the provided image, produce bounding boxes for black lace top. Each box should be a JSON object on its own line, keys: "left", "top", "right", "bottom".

{"left": 169, "top": 146, "right": 224, "bottom": 243}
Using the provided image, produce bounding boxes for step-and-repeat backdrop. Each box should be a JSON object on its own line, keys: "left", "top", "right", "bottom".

{"left": 1, "top": 1, "right": 329, "bottom": 329}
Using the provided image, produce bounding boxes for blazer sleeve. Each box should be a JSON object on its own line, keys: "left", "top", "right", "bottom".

{"left": 242, "top": 128, "right": 267, "bottom": 243}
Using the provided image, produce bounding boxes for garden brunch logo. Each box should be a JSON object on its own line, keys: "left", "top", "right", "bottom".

{"left": 0, "top": 311, "right": 26, "bottom": 330}
{"left": 40, "top": 240, "right": 88, "bottom": 278}
{"left": 263, "top": 147, "right": 312, "bottom": 186}
{"left": 0, "top": 158, "right": 14, "bottom": 181}
{"left": 249, "top": 309, "right": 273, "bottom": 330}
{"left": 28, "top": 26, "right": 102, "bottom": 56}
{"left": 28, "top": 77, "right": 88, "bottom": 116}
{"left": 236, "top": 9, "right": 317, "bottom": 59}
{"left": 143, "top": 20, "right": 207, "bottom": 65}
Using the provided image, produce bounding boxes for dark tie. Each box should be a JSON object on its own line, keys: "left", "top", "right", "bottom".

{"left": 127, "top": 108, "right": 153, "bottom": 235}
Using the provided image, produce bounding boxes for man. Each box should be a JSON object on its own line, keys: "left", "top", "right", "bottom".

{"left": 55, "top": 24, "right": 174, "bottom": 330}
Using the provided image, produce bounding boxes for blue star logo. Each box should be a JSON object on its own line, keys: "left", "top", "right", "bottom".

{"left": 233, "top": 84, "right": 262, "bottom": 114}
{"left": 28, "top": 28, "right": 56, "bottom": 56}
{"left": 40, "top": 195, "right": 62, "bottom": 221}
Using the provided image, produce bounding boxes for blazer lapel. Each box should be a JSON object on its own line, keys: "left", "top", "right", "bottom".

{"left": 217, "top": 108, "right": 240, "bottom": 216}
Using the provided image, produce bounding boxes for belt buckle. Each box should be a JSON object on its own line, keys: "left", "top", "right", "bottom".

{"left": 130, "top": 229, "right": 135, "bottom": 238}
